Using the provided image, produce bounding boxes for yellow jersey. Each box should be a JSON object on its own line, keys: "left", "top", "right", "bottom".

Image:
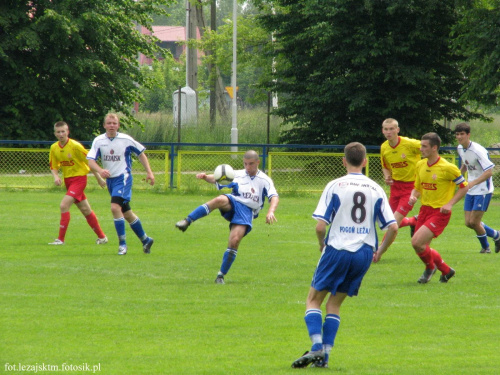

{"left": 49, "top": 139, "right": 90, "bottom": 178}
{"left": 380, "top": 136, "right": 421, "bottom": 182}
{"left": 414, "top": 157, "right": 467, "bottom": 208}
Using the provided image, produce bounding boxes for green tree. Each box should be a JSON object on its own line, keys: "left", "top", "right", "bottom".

{"left": 258, "top": 0, "right": 483, "bottom": 145}
{"left": 453, "top": 0, "right": 500, "bottom": 108}
{"left": 195, "top": 13, "right": 273, "bottom": 105}
{"left": 140, "top": 52, "right": 185, "bottom": 111}
{"left": 0, "top": 0, "right": 172, "bottom": 141}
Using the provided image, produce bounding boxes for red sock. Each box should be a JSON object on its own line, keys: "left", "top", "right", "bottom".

{"left": 85, "top": 211, "right": 105, "bottom": 238}
{"left": 58, "top": 211, "right": 70, "bottom": 242}
{"left": 400, "top": 216, "right": 417, "bottom": 228}
{"left": 430, "top": 248, "right": 451, "bottom": 274}
{"left": 400, "top": 217, "right": 410, "bottom": 228}
{"left": 417, "top": 246, "right": 434, "bottom": 269}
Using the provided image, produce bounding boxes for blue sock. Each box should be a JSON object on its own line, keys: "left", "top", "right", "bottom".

{"left": 322, "top": 314, "right": 340, "bottom": 363}
{"left": 482, "top": 223, "right": 499, "bottom": 240}
{"left": 187, "top": 204, "right": 211, "bottom": 222}
{"left": 114, "top": 218, "right": 126, "bottom": 246}
{"left": 304, "top": 309, "right": 323, "bottom": 352}
{"left": 220, "top": 248, "right": 237, "bottom": 275}
{"left": 130, "top": 218, "right": 148, "bottom": 243}
{"left": 477, "top": 234, "right": 490, "bottom": 250}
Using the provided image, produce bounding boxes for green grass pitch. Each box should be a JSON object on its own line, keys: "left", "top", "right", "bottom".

{"left": 1, "top": 189, "right": 499, "bottom": 374}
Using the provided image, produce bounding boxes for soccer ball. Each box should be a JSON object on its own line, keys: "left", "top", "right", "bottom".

{"left": 213, "top": 164, "right": 235, "bottom": 184}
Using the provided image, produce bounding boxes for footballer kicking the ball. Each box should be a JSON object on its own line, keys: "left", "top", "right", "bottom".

{"left": 175, "top": 150, "right": 279, "bottom": 284}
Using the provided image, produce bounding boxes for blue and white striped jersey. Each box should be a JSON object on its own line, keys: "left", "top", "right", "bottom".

{"left": 313, "top": 173, "right": 396, "bottom": 252}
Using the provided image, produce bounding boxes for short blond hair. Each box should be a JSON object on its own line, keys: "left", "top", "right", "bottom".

{"left": 103, "top": 113, "right": 120, "bottom": 125}
{"left": 382, "top": 118, "right": 399, "bottom": 128}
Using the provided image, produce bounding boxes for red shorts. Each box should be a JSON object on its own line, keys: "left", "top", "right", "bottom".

{"left": 415, "top": 205, "right": 451, "bottom": 238}
{"left": 64, "top": 175, "right": 87, "bottom": 203}
{"left": 389, "top": 181, "right": 415, "bottom": 216}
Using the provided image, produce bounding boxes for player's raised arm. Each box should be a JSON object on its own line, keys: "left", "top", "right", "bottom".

{"left": 197, "top": 173, "right": 216, "bottom": 184}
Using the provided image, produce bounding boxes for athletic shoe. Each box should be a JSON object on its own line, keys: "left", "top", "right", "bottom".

{"left": 494, "top": 237, "right": 500, "bottom": 253}
{"left": 215, "top": 275, "right": 225, "bottom": 284}
{"left": 439, "top": 268, "right": 455, "bottom": 283}
{"left": 311, "top": 359, "right": 329, "bottom": 368}
{"left": 417, "top": 266, "right": 437, "bottom": 284}
{"left": 291, "top": 350, "right": 325, "bottom": 368}
{"left": 410, "top": 225, "right": 416, "bottom": 238}
{"left": 143, "top": 237, "right": 154, "bottom": 254}
{"left": 118, "top": 245, "right": 127, "bottom": 255}
{"left": 175, "top": 218, "right": 191, "bottom": 232}
{"left": 96, "top": 236, "right": 108, "bottom": 245}
{"left": 48, "top": 239, "right": 64, "bottom": 245}
{"left": 479, "top": 248, "right": 491, "bottom": 254}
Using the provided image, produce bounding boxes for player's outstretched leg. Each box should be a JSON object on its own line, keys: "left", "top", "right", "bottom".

{"left": 176, "top": 204, "right": 211, "bottom": 232}
{"left": 175, "top": 218, "right": 191, "bottom": 232}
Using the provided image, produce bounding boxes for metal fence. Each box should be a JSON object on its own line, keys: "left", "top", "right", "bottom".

{"left": 1, "top": 142, "right": 500, "bottom": 193}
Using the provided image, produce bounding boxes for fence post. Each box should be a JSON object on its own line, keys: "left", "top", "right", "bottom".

{"left": 170, "top": 144, "right": 176, "bottom": 189}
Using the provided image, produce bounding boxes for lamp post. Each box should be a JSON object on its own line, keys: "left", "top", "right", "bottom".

{"left": 230, "top": 0, "right": 238, "bottom": 152}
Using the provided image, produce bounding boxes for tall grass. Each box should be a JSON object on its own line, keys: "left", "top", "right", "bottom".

{"left": 127, "top": 108, "right": 500, "bottom": 147}
{"left": 127, "top": 107, "right": 287, "bottom": 144}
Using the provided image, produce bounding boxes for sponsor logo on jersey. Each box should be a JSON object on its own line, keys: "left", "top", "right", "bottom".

{"left": 421, "top": 182, "right": 437, "bottom": 190}
{"left": 390, "top": 161, "right": 408, "bottom": 168}
{"left": 104, "top": 154, "right": 121, "bottom": 161}
{"left": 60, "top": 160, "right": 75, "bottom": 166}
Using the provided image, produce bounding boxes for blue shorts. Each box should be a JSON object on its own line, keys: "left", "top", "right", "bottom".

{"left": 311, "top": 244, "right": 373, "bottom": 297}
{"left": 220, "top": 194, "right": 253, "bottom": 236}
{"left": 464, "top": 193, "right": 492, "bottom": 212}
{"left": 106, "top": 173, "right": 133, "bottom": 203}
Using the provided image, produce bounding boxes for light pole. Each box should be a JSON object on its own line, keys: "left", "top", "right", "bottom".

{"left": 230, "top": 0, "right": 238, "bottom": 152}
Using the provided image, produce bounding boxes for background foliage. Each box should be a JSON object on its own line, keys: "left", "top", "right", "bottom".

{"left": 0, "top": 0, "right": 171, "bottom": 141}
{"left": 257, "top": 0, "right": 486, "bottom": 145}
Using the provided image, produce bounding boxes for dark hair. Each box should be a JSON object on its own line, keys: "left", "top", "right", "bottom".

{"left": 454, "top": 122, "right": 471, "bottom": 134}
{"left": 344, "top": 142, "right": 366, "bottom": 167}
{"left": 421, "top": 132, "right": 441, "bottom": 149}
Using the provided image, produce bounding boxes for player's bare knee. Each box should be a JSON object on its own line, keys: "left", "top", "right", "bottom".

{"left": 208, "top": 195, "right": 230, "bottom": 210}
